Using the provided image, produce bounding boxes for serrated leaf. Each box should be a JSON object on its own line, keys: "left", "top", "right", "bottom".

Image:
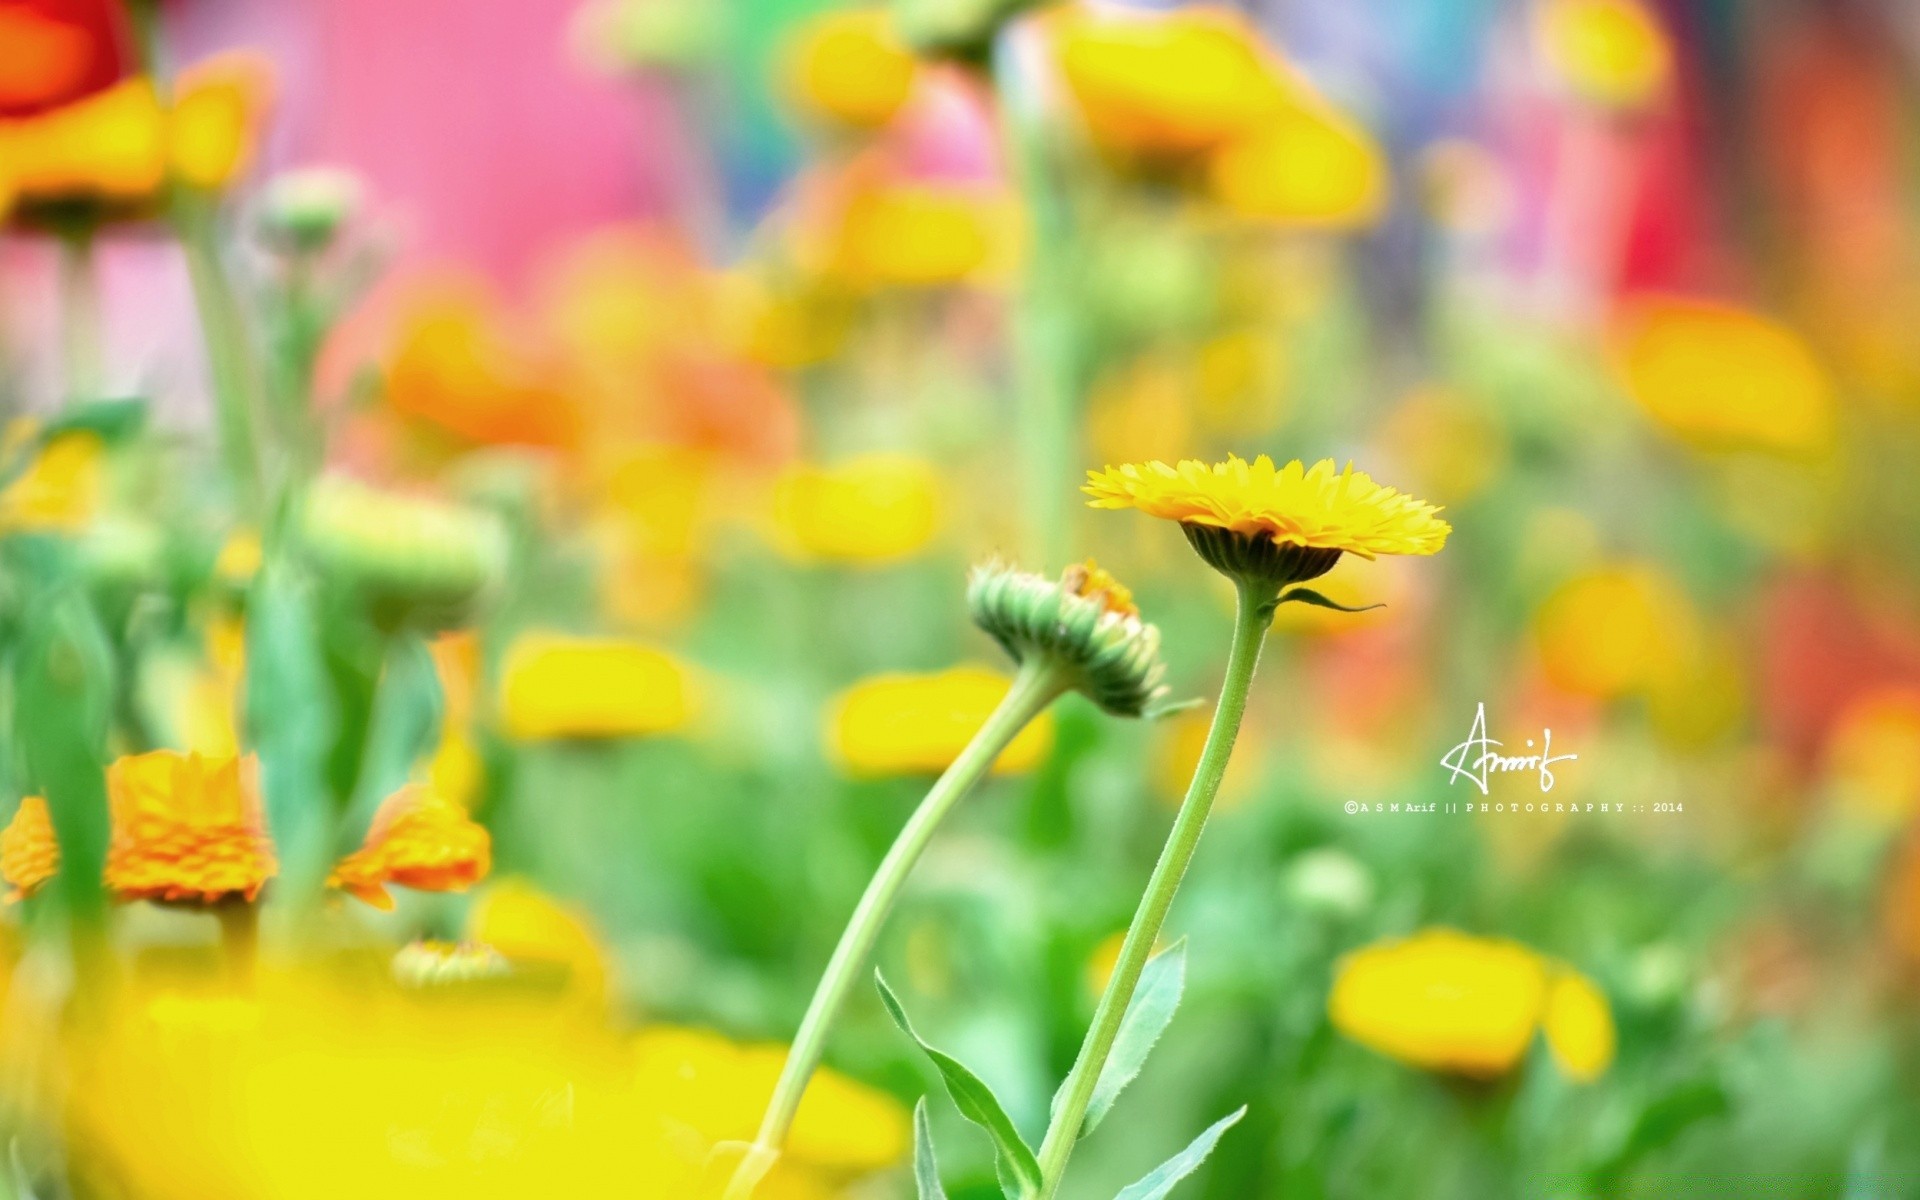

{"left": 1053, "top": 939, "right": 1187, "bottom": 1138}
{"left": 913, "top": 1098, "right": 950, "bottom": 1200}
{"left": 1112, "top": 1106, "right": 1247, "bottom": 1200}
{"left": 1276, "top": 587, "right": 1384, "bottom": 614}
{"left": 877, "top": 972, "right": 1041, "bottom": 1198}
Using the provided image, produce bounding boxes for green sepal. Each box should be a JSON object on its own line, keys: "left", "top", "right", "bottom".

{"left": 1275, "top": 587, "right": 1384, "bottom": 614}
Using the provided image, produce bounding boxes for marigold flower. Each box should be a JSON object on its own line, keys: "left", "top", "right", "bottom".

{"left": 1, "top": 795, "right": 57, "bottom": 902}
{"left": 329, "top": 785, "right": 491, "bottom": 911}
{"left": 105, "top": 750, "right": 277, "bottom": 905}
{"left": 0, "top": 77, "right": 165, "bottom": 217}
{"left": 1208, "top": 105, "right": 1388, "bottom": 228}
{"left": 830, "top": 182, "right": 1004, "bottom": 289}
{"left": 772, "top": 453, "right": 942, "bottom": 564}
{"left": 1330, "top": 929, "right": 1614, "bottom": 1081}
{"left": 386, "top": 281, "right": 583, "bottom": 449}
{"left": 1611, "top": 296, "right": 1834, "bottom": 456}
{"left": 784, "top": 9, "right": 917, "bottom": 131}
{"left": 1085, "top": 454, "right": 1449, "bottom": 587}
{"left": 1536, "top": 0, "right": 1671, "bottom": 110}
{"left": 168, "top": 51, "right": 274, "bottom": 191}
{"left": 968, "top": 560, "right": 1168, "bottom": 717}
{"left": 0, "top": 427, "right": 103, "bottom": 533}
{"left": 827, "top": 665, "right": 1054, "bottom": 776}
{"left": 1052, "top": 5, "right": 1289, "bottom": 162}
{"left": 499, "top": 633, "right": 694, "bottom": 740}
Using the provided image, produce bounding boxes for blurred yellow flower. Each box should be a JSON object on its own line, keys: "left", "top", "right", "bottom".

{"left": 1542, "top": 969, "right": 1616, "bottom": 1083}
{"left": 1085, "top": 455, "right": 1450, "bottom": 558}
{"left": 828, "top": 665, "right": 1055, "bottom": 776}
{"left": 1534, "top": 564, "right": 1695, "bottom": 700}
{"left": 1612, "top": 296, "right": 1835, "bottom": 457}
{"left": 1208, "top": 105, "right": 1388, "bottom": 228}
{"left": 718, "top": 270, "right": 852, "bottom": 370}
{"left": 1536, "top": 0, "right": 1672, "bottom": 110}
{"left": 1053, "top": 5, "right": 1288, "bottom": 161}
{"left": 1, "top": 795, "right": 57, "bottom": 903}
{"left": 1378, "top": 386, "right": 1507, "bottom": 506}
{"left": 499, "top": 633, "right": 694, "bottom": 740}
{"left": 467, "top": 878, "right": 611, "bottom": 1005}
{"left": 168, "top": 51, "right": 274, "bottom": 191}
{"left": 213, "top": 528, "right": 262, "bottom": 585}
{"left": 105, "top": 751, "right": 277, "bottom": 905}
{"left": 784, "top": 9, "right": 917, "bottom": 131}
{"left": 772, "top": 453, "right": 942, "bottom": 564}
{"left": 1824, "top": 687, "right": 1920, "bottom": 823}
{"left": 1331, "top": 929, "right": 1614, "bottom": 1081}
{"left": 632, "top": 1025, "right": 910, "bottom": 1173}
{"left": 831, "top": 182, "right": 1003, "bottom": 289}
{"left": 0, "top": 428, "right": 103, "bottom": 532}
{"left": 0, "top": 78, "right": 166, "bottom": 213}
{"left": 328, "top": 785, "right": 492, "bottom": 911}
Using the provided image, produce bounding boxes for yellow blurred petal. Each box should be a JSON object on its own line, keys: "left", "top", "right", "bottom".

{"left": 827, "top": 665, "right": 1054, "bottom": 776}
{"left": 1330, "top": 929, "right": 1548, "bottom": 1077}
{"left": 1542, "top": 969, "right": 1616, "bottom": 1082}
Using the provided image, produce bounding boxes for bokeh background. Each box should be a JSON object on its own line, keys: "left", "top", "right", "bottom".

{"left": 4, "top": 0, "right": 1920, "bottom": 1197}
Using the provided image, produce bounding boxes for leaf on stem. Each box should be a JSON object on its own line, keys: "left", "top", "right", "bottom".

{"left": 913, "top": 1098, "right": 950, "bottom": 1200}
{"left": 1275, "top": 587, "right": 1384, "bottom": 614}
{"left": 1112, "top": 1106, "right": 1247, "bottom": 1200}
{"left": 876, "top": 971, "right": 1042, "bottom": 1198}
{"left": 1053, "top": 939, "right": 1188, "bottom": 1139}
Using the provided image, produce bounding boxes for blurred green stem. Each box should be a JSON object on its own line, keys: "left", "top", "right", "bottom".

{"left": 176, "top": 197, "right": 266, "bottom": 512}
{"left": 723, "top": 658, "right": 1069, "bottom": 1200}
{"left": 1033, "top": 578, "right": 1275, "bottom": 1198}
{"left": 57, "top": 228, "right": 103, "bottom": 403}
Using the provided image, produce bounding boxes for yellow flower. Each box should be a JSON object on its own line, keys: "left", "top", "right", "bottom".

{"left": 830, "top": 183, "right": 1004, "bottom": 289}
{"left": 328, "top": 785, "right": 492, "bottom": 911}
{"left": 1542, "top": 969, "right": 1616, "bottom": 1083}
{"left": 1, "top": 796, "right": 57, "bottom": 903}
{"left": 499, "top": 633, "right": 694, "bottom": 741}
{"left": 1611, "top": 295, "right": 1834, "bottom": 456}
{"left": 105, "top": 751, "right": 278, "bottom": 905}
{"left": 772, "top": 453, "right": 942, "bottom": 564}
{"left": 784, "top": 9, "right": 917, "bottom": 131}
{"left": 0, "top": 428, "right": 103, "bottom": 532}
{"left": 1331, "top": 929, "right": 1614, "bottom": 1081}
{"left": 1208, "top": 105, "right": 1388, "bottom": 228}
{"left": 0, "top": 78, "right": 166, "bottom": 214}
{"left": 1536, "top": 0, "right": 1672, "bottom": 110}
{"left": 632, "top": 1025, "right": 910, "bottom": 1173}
{"left": 1085, "top": 454, "right": 1449, "bottom": 586}
{"left": 467, "top": 878, "right": 610, "bottom": 1006}
{"left": 168, "top": 51, "right": 275, "bottom": 191}
{"left": 1053, "top": 5, "right": 1289, "bottom": 162}
{"left": 828, "top": 665, "right": 1055, "bottom": 776}
{"left": 1824, "top": 687, "right": 1920, "bottom": 824}
{"left": 1534, "top": 564, "right": 1696, "bottom": 700}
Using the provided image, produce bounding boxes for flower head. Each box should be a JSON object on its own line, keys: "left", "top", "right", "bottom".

{"left": 499, "top": 634, "right": 695, "bottom": 741}
{"left": 968, "top": 560, "right": 1168, "bottom": 717}
{"left": 328, "top": 784, "right": 492, "bottom": 911}
{"left": 105, "top": 751, "right": 277, "bottom": 905}
{"left": 1085, "top": 454, "right": 1449, "bottom": 588}
{"left": 1, "top": 795, "right": 57, "bottom": 902}
{"left": 784, "top": 9, "right": 917, "bottom": 131}
{"left": 772, "top": 454, "right": 942, "bottom": 564}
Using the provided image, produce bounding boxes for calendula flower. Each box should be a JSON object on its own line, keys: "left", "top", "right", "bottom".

{"left": 105, "top": 751, "right": 277, "bottom": 905}
{"left": 1208, "top": 105, "right": 1388, "bottom": 228}
{"left": 1, "top": 795, "right": 57, "bottom": 902}
{"left": 1052, "top": 5, "right": 1289, "bottom": 163}
{"left": 1534, "top": 564, "right": 1697, "bottom": 701}
{"left": 828, "top": 665, "right": 1054, "bottom": 776}
{"left": 783, "top": 9, "right": 917, "bottom": 131}
{"left": 0, "top": 427, "right": 103, "bottom": 532}
{"left": 1331, "top": 929, "right": 1614, "bottom": 1081}
{"left": 0, "top": 77, "right": 166, "bottom": 219}
{"left": 391, "top": 939, "right": 511, "bottom": 988}
{"left": 1536, "top": 0, "right": 1671, "bottom": 110}
{"left": 772, "top": 454, "right": 942, "bottom": 564}
{"left": 968, "top": 560, "right": 1168, "bottom": 717}
{"left": 1085, "top": 455, "right": 1449, "bottom": 589}
{"left": 499, "top": 633, "right": 694, "bottom": 740}
{"left": 829, "top": 182, "right": 1004, "bottom": 289}
{"left": 328, "top": 785, "right": 492, "bottom": 911}
{"left": 1611, "top": 296, "right": 1834, "bottom": 456}
{"left": 168, "top": 51, "right": 274, "bottom": 191}
{"left": 386, "top": 280, "right": 582, "bottom": 449}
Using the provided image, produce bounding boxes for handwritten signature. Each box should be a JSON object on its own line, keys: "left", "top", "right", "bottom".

{"left": 1439, "top": 703, "right": 1578, "bottom": 795}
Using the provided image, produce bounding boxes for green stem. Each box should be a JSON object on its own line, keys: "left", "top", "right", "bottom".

{"left": 215, "top": 898, "right": 260, "bottom": 986}
{"left": 723, "top": 658, "right": 1069, "bottom": 1200}
{"left": 176, "top": 198, "right": 266, "bottom": 511}
{"left": 1032, "top": 579, "right": 1275, "bottom": 1198}
{"left": 57, "top": 229, "right": 104, "bottom": 403}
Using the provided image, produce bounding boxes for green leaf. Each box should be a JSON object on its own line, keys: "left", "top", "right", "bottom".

{"left": 876, "top": 972, "right": 1042, "bottom": 1198}
{"left": 913, "top": 1098, "right": 950, "bottom": 1200}
{"left": 1112, "top": 1106, "right": 1247, "bottom": 1200}
{"left": 1276, "top": 588, "right": 1384, "bottom": 614}
{"left": 1055, "top": 939, "right": 1187, "bottom": 1138}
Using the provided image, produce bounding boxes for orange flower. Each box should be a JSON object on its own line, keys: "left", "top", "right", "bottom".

{"left": 1, "top": 796, "right": 58, "bottom": 903}
{"left": 105, "top": 751, "right": 277, "bottom": 905}
{"left": 386, "top": 278, "right": 582, "bottom": 449}
{"left": 329, "top": 784, "right": 491, "bottom": 911}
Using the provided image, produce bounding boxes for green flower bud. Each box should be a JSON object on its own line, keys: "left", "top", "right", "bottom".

{"left": 968, "top": 560, "right": 1168, "bottom": 718}
{"left": 257, "top": 167, "right": 363, "bottom": 254}
{"left": 299, "top": 475, "right": 508, "bottom": 625}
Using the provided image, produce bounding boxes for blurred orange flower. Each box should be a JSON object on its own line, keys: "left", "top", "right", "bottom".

{"left": 386, "top": 280, "right": 582, "bottom": 449}
{"left": 329, "top": 785, "right": 492, "bottom": 911}
{"left": 0, "top": 0, "right": 130, "bottom": 117}
{"left": 105, "top": 751, "right": 277, "bottom": 905}
{"left": 1, "top": 795, "right": 57, "bottom": 903}
{"left": 0, "top": 77, "right": 165, "bottom": 216}
{"left": 1534, "top": 564, "right": 1698, "bottom": 701}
